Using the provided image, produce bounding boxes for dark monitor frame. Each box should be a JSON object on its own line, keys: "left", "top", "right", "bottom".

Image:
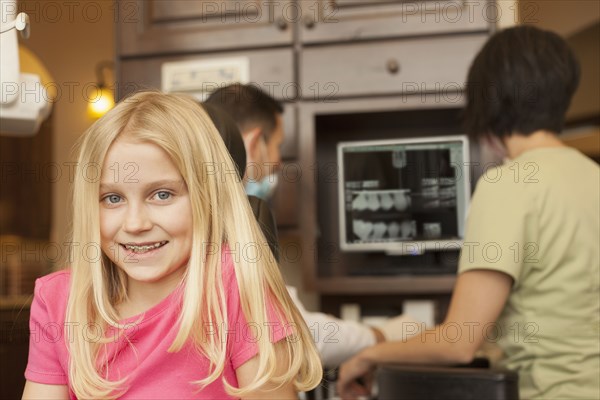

{"left": 337, "top": 135, "right": 471, "bottom": 256}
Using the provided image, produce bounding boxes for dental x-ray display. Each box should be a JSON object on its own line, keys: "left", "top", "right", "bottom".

{"left": 337, "top": 136, "right": 471, "bottom": 255}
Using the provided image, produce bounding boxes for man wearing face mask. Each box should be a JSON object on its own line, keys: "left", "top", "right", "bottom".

{"left": 205, "top": 84, "right": 421, "bottom": 367}
{"left": 206, "top": 83, "right": 283, "bottom": 201}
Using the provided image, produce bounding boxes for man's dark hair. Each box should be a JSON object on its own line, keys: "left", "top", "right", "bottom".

{"left": 463, "top": 25, "right": 580, "bottom": 141}
{"left": 205, "top": 84, "right": 284, "bottom": 139}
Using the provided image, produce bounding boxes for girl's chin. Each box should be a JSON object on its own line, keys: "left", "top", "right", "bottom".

{"left": 120, "top": 270, "right": 187, "bottom": 291}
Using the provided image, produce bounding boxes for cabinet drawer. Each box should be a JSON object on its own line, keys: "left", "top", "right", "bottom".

{"left": 300, "top": 0, "right": 492, "bottom": 44}
{"left": 300, "top": 34, "right": 487, "bottom": 98}
{"left": 117, "top": 0, "right": 293, "bottom": 56}
{"left": 118, "top": 48, "right": 295, "bottom": 101}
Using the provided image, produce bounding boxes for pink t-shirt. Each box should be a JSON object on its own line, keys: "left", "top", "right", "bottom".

{"left": 25, "top": 250, "right": 289, "bottom": 399}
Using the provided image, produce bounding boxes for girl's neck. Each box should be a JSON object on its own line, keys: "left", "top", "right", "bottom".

{"left": 118, "top": 269, "right": 185, "bottom": 319}
{"left": 503, "top": 130, "right": 565, "bottom": 159}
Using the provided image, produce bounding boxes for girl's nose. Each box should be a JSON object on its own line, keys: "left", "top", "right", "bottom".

{"left": 123, "top": 205, "right": 152, "bottom": 233}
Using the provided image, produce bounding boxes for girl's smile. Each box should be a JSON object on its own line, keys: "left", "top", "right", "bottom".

{"left": 121, "top": 240, "right": 168, "bottom": 253}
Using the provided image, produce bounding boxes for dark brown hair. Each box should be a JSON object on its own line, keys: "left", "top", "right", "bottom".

{"left": 463, "top": 25, "right": 580, "bottom": 141}
{"left": 205, "top": 83, "right": 283, "bottom": 139}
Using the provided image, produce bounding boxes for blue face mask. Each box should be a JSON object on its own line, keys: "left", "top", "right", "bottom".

{"left": 245, "top": 174, "right": 279, "bottom": 201}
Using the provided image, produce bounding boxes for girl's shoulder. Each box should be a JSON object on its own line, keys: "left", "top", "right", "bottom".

{"left": 33, "top": 269, "right": 71, "bottom": 305}
{"left": 36, "top": 269, "right": 70, "bottom": 290}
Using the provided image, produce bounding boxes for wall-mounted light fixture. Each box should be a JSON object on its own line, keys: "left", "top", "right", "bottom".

{"left": 87, "top": 61, "right": 114, "bottom": 119}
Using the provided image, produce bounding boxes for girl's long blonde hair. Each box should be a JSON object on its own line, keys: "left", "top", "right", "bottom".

{"left": 66, "top": 92, "right": 322, "bottom": 398}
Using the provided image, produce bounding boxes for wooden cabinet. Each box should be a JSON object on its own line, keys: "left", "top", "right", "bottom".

{"left": 117, "top": 0, "right": 293, "bottom": 56}
{"left": 273, "top": 103, "right": 300, "bottom": 228}
{"left": 299, "top": 0, "right": 491, "bottom": 44}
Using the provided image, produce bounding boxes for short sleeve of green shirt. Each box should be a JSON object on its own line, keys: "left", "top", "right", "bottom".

{"left": 458, "top": 166, "right": 536, "bottom": 282}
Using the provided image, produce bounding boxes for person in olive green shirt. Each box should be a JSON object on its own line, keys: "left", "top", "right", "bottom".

{"left": 338, "top": 25, "right": 599, "bottom": 399}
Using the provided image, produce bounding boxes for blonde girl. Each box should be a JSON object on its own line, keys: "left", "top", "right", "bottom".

{"left": 23, "top": 92, "right": 322, "bottom": 399}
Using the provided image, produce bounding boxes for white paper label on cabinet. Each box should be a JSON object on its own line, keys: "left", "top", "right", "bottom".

{"left": 161, "top": 57, "right": 250, "bottom": 101}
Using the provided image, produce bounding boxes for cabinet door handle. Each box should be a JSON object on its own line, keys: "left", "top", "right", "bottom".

{"left": 275, "top": 17, "right": 288, "bottom": 31}
{"left": 304, "top": 16, "right": 316, "bottom": 29}
{"left": 386, "top": 59, "right": 400, "bottom": 74}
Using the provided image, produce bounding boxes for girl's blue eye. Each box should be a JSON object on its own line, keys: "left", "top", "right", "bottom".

{"left": 155, "top": 191, "right": 171, "bottom": 200}
{"left": 106, "top": 194, "right": 121, "bottom": 204}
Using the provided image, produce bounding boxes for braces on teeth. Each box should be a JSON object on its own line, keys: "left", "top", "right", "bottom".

{"left": 124, "top": 242, "right": 166, "bottom": 252}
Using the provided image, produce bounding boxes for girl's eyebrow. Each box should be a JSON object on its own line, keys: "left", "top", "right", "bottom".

{"left": 99, "top": 179, "right": 186, "bottom": 192}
